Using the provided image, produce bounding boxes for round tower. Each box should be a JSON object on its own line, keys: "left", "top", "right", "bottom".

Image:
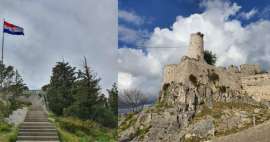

{"left": 186, "top": 32, "right": 204, "bottom": 62}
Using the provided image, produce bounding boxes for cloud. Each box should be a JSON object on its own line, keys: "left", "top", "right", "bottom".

{"left": 119, "top": 10, "right": 144, "bottom": 25}
{"left": 0, "top": 0, "right": 117, "bottom": 92}
{"left": 118, "top": 0, "right": 270, "bottom": 98}
{"left": 239, "top": 8, "right": 257, "bottom": 20}
{"left": 118, "top": 25, "right": 149, "bottom": 45}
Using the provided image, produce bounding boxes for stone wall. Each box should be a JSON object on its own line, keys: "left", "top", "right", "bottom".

{"left": 241, "top": 74, "right": 270, "bottom": 86}
{"left": 163, "top": 64, "right": 177, "bottom": 84}
{"left": 227, "top": 65, "right": 239, "bottom": 73}
{"left": 240, "top": 64, "right": 261, "bottom": 75}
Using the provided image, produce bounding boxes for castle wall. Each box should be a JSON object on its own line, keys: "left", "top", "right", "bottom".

{"left": 227, "top": 65, "right": 239, "bottom": 73}
{"left": 241, "top": 74, "right": 270, "bottom": 86}
{"left": 186, "top": 32, "right": 204, "bottom": 62}
{"left": 162, "top": 32, "right": 270, "bottom": 102}
{"left": 163, "top": 64, "right": 177, "bottom": 84}
{"left": 240, "top": 64, "right": 261, "bottom": 76}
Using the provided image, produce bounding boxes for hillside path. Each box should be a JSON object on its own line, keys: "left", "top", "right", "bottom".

{"left": 16, "top": 105, "right": 59, "bottom": 142}
{"left": 213, "top": 120, "right": 270, "bottom": 142}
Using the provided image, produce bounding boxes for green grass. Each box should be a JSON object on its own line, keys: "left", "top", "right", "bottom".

{"left": 49, "top": 114, "right": 116, "bottom": 142}
{"left": 118, "top": 112, "right": 137, "bottom": 132}
{"left": 0, "top": 121, "right": 18, "bottom": 142}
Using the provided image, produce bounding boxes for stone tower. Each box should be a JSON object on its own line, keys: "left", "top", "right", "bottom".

{"left": 186, "top": 32, "right": 204, "bottom": 62}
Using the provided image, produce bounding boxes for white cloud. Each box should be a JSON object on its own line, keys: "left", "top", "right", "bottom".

{"left": 239, "top": 8, "right": 257, "bottom": 20}
{"left": 118, "top": 72, "right": 133, "bottom": 90}
{"left": 0, "top": 0, "right": 117, "bottom": 92}
{"left": 118, "top": 0, "right": 270, "bottom": 98}
{"left": 119, "top": 10, "right": 144, "bottom": 25}
{"left": 118, "top": 25, "right": 149, "bottom": 45}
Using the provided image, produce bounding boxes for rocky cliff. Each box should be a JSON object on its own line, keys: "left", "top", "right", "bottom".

{"left": 118, "top": 58, "right": 270, "bottom": 142}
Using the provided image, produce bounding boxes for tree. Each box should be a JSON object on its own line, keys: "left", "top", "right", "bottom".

{"left": 9, "top": 70, "right": 28, "bottom": 95}
{"left": 64, "top": 57, "right": 101, "bottom": 120}
{"left": 204, "top": 50, "right": 217, "bottom": 65}
{"left": 47, "top": 61, "right": 76, "bottom": 115}
{"left": 119, "top": 89, "right": 148, "bottom": 112}
{"left": 0, "top": 63, "right": 15, "bottom": 89}
{"left": 107, "top": 83, "right": 118, "bottom": 115}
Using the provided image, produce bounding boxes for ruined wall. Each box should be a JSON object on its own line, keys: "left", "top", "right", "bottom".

{"left": 163, "top": 64, "right": 177, "bottom": 84}
{"left": 240, "top": 64, "right": 261, "bottom": 76}
{"left": 227, "top": 65, "right": 239, "bottom": 73}
{"left": 162, "top": 32, "right": 270, "bottom": 102}
{"left": 241, "top": 74, "right": 270, "bottom": 86}
{"left": 186, "top": 32, "right": 204, "bottom": 62}
{"left": 241, "top": 74, "right": 270, "bottom": 101}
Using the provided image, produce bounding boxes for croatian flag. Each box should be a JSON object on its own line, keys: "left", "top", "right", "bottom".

{"left": 3, "top": 21, "right": 24, "bottom": 35}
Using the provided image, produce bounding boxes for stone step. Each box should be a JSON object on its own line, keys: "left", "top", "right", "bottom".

{"left": 16, "top": 140, "right": 60, "bottom": 142}
{"left": 21, "top": 123, "right": 53, "bottom": 127}
{"left": 24, "top": 119, "right": 48, "bottom": 122}
{"left": 19, "top": 129, "right": 57, "bottom": 133}
{"left": 17, "top": 136, "right": 59, "bottom": 141}
{"left": 17, "top": 106, "right": 59, "bottom": 141}
{"left": 20, "top": 126, "right": 55, "bottom": 129}
{"left": 18, "top": 132, "right": 58, "bottom": 136}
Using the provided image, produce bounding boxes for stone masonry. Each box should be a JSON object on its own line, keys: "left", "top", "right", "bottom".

{"left": 163, "top": 32, "right": 270, "bottom": 102}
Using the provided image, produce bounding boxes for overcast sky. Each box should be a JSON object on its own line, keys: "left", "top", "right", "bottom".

{"left": 118, "top": 0, "right": 270, "bottom": 99}
{"left": 0, "top": 0, "right": 117, "bottom": 92}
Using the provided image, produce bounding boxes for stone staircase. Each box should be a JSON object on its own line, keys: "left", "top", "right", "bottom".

{"left": 16, "top": 106, "right": 59, "bottom": 142}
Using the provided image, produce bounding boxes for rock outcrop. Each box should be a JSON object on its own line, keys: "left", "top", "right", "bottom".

{"left": 118, "top": 32, "right": 270, "bottom": 142}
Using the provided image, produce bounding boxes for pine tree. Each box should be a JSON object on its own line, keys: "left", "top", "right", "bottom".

{"left": 47, "top": 61, "right": 76, "bottom": 115}
{"left": 9, "top": 70, "right": 28, "bottom": 95}
{"left": 107, "top": 83, "right": 118, "bottom": 115}
{"left": 64, "top": 57, "right": 101, "bottom": 119}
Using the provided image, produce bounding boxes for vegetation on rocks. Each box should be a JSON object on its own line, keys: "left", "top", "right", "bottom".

{"left": 192, "top": 101, "right": 270, "bottom": 138}
{"left": 118, "top": 112, "right": 137, "bottom": 132}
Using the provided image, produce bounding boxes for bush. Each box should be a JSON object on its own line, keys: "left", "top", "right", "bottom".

{"left": 0, "top": 121, "right": 12, "bottom": 133}
{"left": 55, "top": 117, "right": 116, "bottom": 141}
{"left": 208, "top": 72, "right": 219, "bottom": 82}
{"left": 57, "top": 117, "right": 98, "bottom": 134}
{"left": 204, "top": 50, "right": 217, "bottom": 65}
{"left": 189, "top": 74, "right": 198, "bottom": 86}
{"left": 0, "top": 101, "right": 9, "bottom": 118}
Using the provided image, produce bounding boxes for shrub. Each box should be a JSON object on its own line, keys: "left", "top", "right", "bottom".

{"left": 55, "top": 117, "right": 115, "bottom": 141}
{"left": 0, "top": 121, "right": 12, "bottom": 132}
{"left": 57, "top": 117, "right": 98, "bottom": 134}
{"left": 218, "top": 86, "right": 226, "bottom": 93}
{"left": 208, "top": 72, "right": 219, "bottom": 82}
{"left": 189, "top": 74, "right": 198, "bottom": 86}
{"left": 204, "top": 50, "right": 217, "bottom": 65}
{"left": 162, "top": 83, "right": 170, "bottom": 91}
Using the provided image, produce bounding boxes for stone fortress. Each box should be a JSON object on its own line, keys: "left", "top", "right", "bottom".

{"left": 163, "top": 32, "right": 270, "bottom": 102}
{"left": 119, "top": 32, "right": 270, "bottom": 142}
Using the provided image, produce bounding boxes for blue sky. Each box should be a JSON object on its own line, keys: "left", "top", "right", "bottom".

{"left": 118, "top": 0, "right": 270, "bottom": 97}
{"left": 119, "top": 0, "right": 270, "bottom": 49}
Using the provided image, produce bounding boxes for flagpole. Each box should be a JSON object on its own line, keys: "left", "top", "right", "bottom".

{"left": 1, "top": 18, "right": 4, "bottom": 64}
